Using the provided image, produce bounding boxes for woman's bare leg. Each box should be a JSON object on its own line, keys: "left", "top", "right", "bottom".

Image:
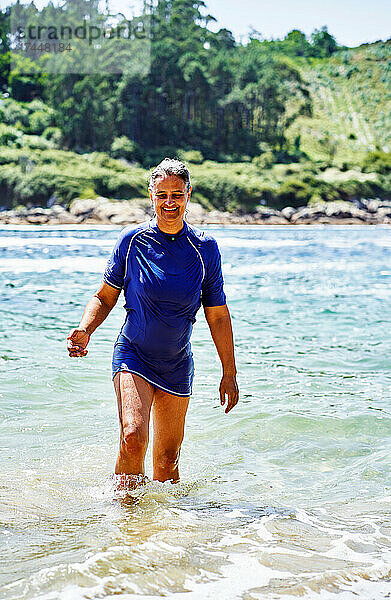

{"left": 152, "top": 389, "right": 190, "bottom": 482}
{"left": 114, "top": 372, "right": 155, "bottom": 476}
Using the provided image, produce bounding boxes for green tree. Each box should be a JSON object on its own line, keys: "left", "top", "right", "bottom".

{"left": 311, "top": 26, "right": 338, "bottom": 57}
{"left": 0, "top": 6, "right": 10, "bottom": 92}
{"left": 2, "top": 0, "right": 313, "bottom": 159}
{"left": 46, "top": 74, "right": 115, "bottom": 151}
{"left": 225, "top": 41, "right": 312, "bottom": 152}
{"left": 283, "top": 29, "right": 311, "bottom": 57}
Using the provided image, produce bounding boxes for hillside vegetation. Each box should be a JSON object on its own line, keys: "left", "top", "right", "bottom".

{"left": 0, "top": 0, "right": 390, "bottom": 212}
{"left": 288, "top": 42, "right": 391, "bottom": 165}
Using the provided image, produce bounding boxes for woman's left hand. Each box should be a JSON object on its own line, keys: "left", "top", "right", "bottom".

{"left": 219, "top": 375, "right": 239, "bottom": 414}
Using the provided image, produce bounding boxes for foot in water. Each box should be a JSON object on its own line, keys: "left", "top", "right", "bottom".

{"left": 111, "top": 473, "right": 150, "bottom": 503}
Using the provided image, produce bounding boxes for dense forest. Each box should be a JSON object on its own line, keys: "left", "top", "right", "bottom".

{"left": 0, "top": 0, "right": 390, "bottom": 211}
{"left": 0, "top": 0, "right": 333, "bottom": 157}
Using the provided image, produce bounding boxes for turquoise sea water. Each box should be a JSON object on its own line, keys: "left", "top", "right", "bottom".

{"left": 0, "top": 224, "right": 390, "bottom": 599}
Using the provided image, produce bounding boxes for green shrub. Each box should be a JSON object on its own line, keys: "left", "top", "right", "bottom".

{"left": 35, "top": 149, "right": 83, "bottom": 167}
{"left": 336, "top": 177, "right": 381, "bottom": 200}
{"left": 17, "top": 134, "right": 55, "bottom": 150}
{"left": 97, "top": 171, "right": 147, "bottom": 200}
{"left": 257, "top": 183, "right": 277, "bottom": 206}
{"left": 26, "top": 99, "right": 49, "bottom": 113}
{"left": 0, "top": 165, "right": 24, "bottom": 207}
{"left": 362, "top": 151, "right": 391, "bottom": 175}
{"left": 257, "top": 141, "right": 274, "bottom": 154}
{"left": 316, "top": 160, "right": 334, "bottom": 172}
{"left": 110, "top": 136, "right": 143, "bottom": 163}
{"left": 84, "top": 151, "right": 129, "bottom": 172}
{"left": 13, "top": 167, "right": 58, "bottom": 204}
{"left": 42, "top": 127, "right": 62, "bottom": 145}
{"left": 0, "top": 162, "right": 93, "bottom": 206}
{"left": 0, "top": 147, "right": 149, "bottom": 205}
{"left": 346, "top": 66, "right": 359, "bottom": 79}
{"left": 192, "top": 173, "right": 259, "bottom": 212}
{"left": 78, "top": 186, "right": 98, "bottom": 199}
{"left": 177, "top": 149, "right": 204, "bottom": 164}
{"left": 12, "top": 166, "right": 83, "bottom": 205}
{"left": 274, "top": 177, "right": 313, "bottom": 208}
{"left": 28, "top": 110, "right": 55, "bottom": 135}
{"left": 0, "top": 99, "right": 29, "bottom": 127}
{"left": 252, "top": 151, "right": 275, "bottom": 169}
{"left": 190, "top": 192, "right": 213, "bottom": 210}
{"left": 17, "top": 153, "right": 38, "bottom": 173}
{"left": 0, "top": 147, "right": 23, "bottom": 165}
{"left": 0, "top": 124, "right": 23, "bottom": 146}
{"left": 317, "top": 185, "right": 340, "bottom": 202}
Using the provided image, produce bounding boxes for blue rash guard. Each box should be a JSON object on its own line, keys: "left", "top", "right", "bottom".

{"left": 103, "top": 217, "right": 226, "bottom": 397}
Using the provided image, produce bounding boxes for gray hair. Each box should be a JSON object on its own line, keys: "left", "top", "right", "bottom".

{"left": 149, "top": 158, "right": 191, "bottom": 191}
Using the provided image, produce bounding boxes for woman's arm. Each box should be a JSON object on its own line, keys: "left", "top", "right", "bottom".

{"left": 67, "top": 282, "right": 121, "bottom": 357}
{"left": 203, "top": 304, "right": 239, "bottom": 413}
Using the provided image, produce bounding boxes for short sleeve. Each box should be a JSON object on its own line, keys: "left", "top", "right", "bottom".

{"left": 201, "top": 239, "right": 227, "bottom": 307}
{"left": 103, "top": 227, "right": 132, "bottom": 290}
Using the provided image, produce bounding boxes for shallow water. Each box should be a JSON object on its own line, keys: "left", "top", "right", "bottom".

{"left": 1, "top": 224, "right": 390, "bottom": 599}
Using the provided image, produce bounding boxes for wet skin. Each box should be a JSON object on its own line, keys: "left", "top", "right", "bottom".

{"left": 67, "top": 174, "right": 239, "bottom": 486}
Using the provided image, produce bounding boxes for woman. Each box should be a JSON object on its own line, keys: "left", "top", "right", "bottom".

{"left": 67, "top": 158, "right": 239, "bottom": 484}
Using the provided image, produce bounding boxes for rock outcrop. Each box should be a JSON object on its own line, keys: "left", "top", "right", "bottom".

{"left": 0, "top": 197, "right": 390, "bottom": 226}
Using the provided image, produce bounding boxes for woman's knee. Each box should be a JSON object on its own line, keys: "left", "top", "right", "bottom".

{"left": 155, "top": 446, "right": 181, "bottom": 470}
{"left": 121, "top": 425, "right": 148, "bottom": 457}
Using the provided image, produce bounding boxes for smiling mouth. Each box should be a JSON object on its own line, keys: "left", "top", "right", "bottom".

{"left": 162, "top": 207, "right": 179, "bottom": 213}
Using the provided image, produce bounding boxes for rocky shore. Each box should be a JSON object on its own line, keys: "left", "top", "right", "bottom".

{"left": 1, "top": 197, "right": 391, "bottom": 226}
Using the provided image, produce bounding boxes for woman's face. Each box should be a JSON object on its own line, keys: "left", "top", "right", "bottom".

{"left": 149, "top": 175, "right": 191, "bottom": 229}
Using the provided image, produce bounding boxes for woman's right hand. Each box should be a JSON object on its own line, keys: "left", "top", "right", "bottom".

{"left": 67, "top": 328, "right": 90, "bottom": 357}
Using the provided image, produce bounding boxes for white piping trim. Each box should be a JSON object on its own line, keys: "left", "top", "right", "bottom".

{"left": 112, "top": 368, "right": 191, "bottom": 397}
{"left": 124, "top": 230, "right": 143, "bottom": 280}
{"left": 186, "top": 236, "right": 205, "bottom": 283}
{"left": 103, "top": 277, "right": 122, "bottom": 290}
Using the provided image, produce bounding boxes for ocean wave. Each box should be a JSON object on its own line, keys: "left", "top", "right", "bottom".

{"left": 224, "top": 260, "right": 368, "bottom": 275}
{"left": 0, "top": 257, "right": 107, "bottom": 274}
{"left": 0, "top": 236, "right": 114, "bottom": 248}
{"left": 215, "top": 237, "right": 311, "bottom": 248}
